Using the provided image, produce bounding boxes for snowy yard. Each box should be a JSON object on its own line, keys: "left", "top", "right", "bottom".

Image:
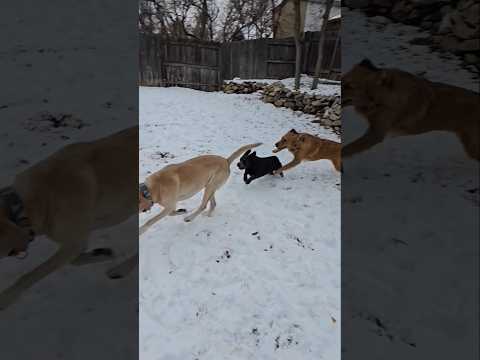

{"left": 139, "top": 87, "right": 341, "bottom": 360}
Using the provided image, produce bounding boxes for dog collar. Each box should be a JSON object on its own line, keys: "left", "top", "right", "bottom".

{"left": 139, "top": 182, "right": 152, "bottom": 201}
{"left": 0, "top": 186, "right": 35, "bottom": 242}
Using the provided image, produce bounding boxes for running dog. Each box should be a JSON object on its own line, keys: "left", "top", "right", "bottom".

{"left": 273, "top": 129, "right": 341, "bottom": 173}
{"left": 237, "top": 150, "right": 283, "bottom": 184}
{"left": 138, "top": 142, "right": 262, "bottom": 233}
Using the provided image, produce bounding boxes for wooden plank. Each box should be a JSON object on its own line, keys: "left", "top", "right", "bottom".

{"left": 266, "top": 60, "right": 296, "bottom": 64}
{"left": 163, "top": 62, "right": 219, "bottom": 71}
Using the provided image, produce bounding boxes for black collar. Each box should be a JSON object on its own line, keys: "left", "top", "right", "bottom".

{"left": 0, "top": 186, "right": 35, "bottom": 242}
{"left": 139, "top": 182, "right": 152, "bottom": 201}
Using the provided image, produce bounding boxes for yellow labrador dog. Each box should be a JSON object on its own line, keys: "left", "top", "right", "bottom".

{"left": 0, "top": 126, "right": 138, "bottom": 310}
{"left": 139, "top": 142, "right": 262, "bottom": 234}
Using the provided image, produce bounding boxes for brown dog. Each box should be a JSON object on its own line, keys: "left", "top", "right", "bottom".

{"left": 272, "top": 129, "right": 341, "bottom": 173}
{"left": 0, "top": 126, "right": 138, "bottom": 310}
{"left": 342, "top": 59, "right": 480, "bottom": 160}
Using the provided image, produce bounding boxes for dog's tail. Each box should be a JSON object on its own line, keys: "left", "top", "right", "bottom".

{"left": 227, "top": 143, "right": 262, "bottom": 166}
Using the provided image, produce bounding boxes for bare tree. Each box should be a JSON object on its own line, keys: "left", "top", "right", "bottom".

{"left": 138, "top": 0, "right": 219, "bottom": 41}
{"left": 293, "top": 0, "right": 302, "bottom": 90}
{"left": 311, "top": 0, "right": 334, "bottom": 90}
{"left": 191, "top": 0, "right": 219, "bottom": 40}
{"left": 219, "top": 0, "right": 277, "bottom": 42}
{"left": 271, "top": 0, "right": 278, "bottom": 37}
{"left": 139, "top": 0, "right": 282, "bottom": 41}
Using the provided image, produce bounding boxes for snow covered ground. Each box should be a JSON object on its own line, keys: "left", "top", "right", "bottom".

{"left": 342, "top": 7, "right": 479, "bottom": 360}
{"left": 230, "top": 75, "right": 341, "bottom": 96}
{"left": 139, "top": 86, "right": 341, "bottom": 360}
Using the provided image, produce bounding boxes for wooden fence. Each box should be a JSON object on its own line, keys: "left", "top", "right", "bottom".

{"left": 139, "top": 36, "right": 221, "bottom": 91}
{"left": 139, "top": 29, "right": 341, "bottom": 90}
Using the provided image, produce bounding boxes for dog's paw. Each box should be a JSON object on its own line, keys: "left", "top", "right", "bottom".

{"left": 184, "top": 217, "right": 192, "bottom": 223}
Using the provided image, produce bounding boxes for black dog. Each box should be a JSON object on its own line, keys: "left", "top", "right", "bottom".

{"left": 237, "top": 150, "right": 284, "bottom": 184}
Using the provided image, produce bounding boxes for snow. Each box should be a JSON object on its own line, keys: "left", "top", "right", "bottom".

{"left": 230, "top": 75, "right": 341, "bottom": 96}
{"left": 342, "top": 7, "right": 479, "bottom": 359}
{"left": 139, "top": 86, "right": 341, "bottom": 360}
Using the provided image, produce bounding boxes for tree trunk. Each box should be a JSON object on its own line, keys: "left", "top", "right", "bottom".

{"left": 271, "top": 0, "right": 278, "bottom": 38}
{"left": 311, "top": 0, "right": 334, "bottom": 90}
{"left": 197, "top": 0, "right": 209, "bottom": 40}
{"left": 293, "top": 0, "right": 302, "bottom": 90}
{"left": 327, "top": 29, "right": 340, "bottom": 77}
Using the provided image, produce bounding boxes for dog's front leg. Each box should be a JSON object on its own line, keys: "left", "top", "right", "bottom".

{"left": 243, "top": 171, "right": 250, "bottom": 184}
{"left": 140, "top": 206, "right": 174, "bottom": 236}
{"left": 342, "top": 126, "right": 386, "bottom": 158}
{"left": 275, "top": 158, "right": 301, "bottom": 174}
{"left": 0, "top": 242, "right": 85, "bottom": 310}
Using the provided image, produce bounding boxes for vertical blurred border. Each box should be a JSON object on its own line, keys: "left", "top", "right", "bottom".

{"left": 341, "top": 1, "right": 479, "bottom": 359}
{"left": 0, "top": 1, "right": 138, "bottom": 359}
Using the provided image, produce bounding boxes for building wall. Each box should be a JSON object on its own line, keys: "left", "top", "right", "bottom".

{"left": 305, "top": 0, "right": 341, "bottom": 32}
{"left": 274, "top": 0, "right": 308, "bottom": 39}
{"left": 275, "top": 0, "right": 341, "bottom": 39}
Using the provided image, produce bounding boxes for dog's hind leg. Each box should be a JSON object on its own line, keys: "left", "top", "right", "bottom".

{"left": 206, "top": 194, "right": 217, "bottom": 217}
{"left": 184, "top": 185, "right": 216, "bottom": 222}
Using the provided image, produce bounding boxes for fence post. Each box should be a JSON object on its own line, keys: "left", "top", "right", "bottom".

{"left": 220, "top": 44, "right": 224, "bottom": 90}
{"left": 327, "top": 31, "right": 340, "bottom": 78}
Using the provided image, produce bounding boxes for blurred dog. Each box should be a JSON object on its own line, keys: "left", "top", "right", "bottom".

{"left": 273, "top": 129, "right": 341, "bottom": 173}
{"left": 342, "top": 59, "right": 480, "bottom": 160}
{"left": 237, "top": 150, "right": 283, "bottom": 184}
{"left": 0, "top": 126, "right": 138, "bottom": 310}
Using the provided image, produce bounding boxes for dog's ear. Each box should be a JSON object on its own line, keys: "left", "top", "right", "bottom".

{"left": 290, "top": 128, "right": 298, "bottom": 134}
{"left": 359, "top": 58, "right": 378, "bottom": 71}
